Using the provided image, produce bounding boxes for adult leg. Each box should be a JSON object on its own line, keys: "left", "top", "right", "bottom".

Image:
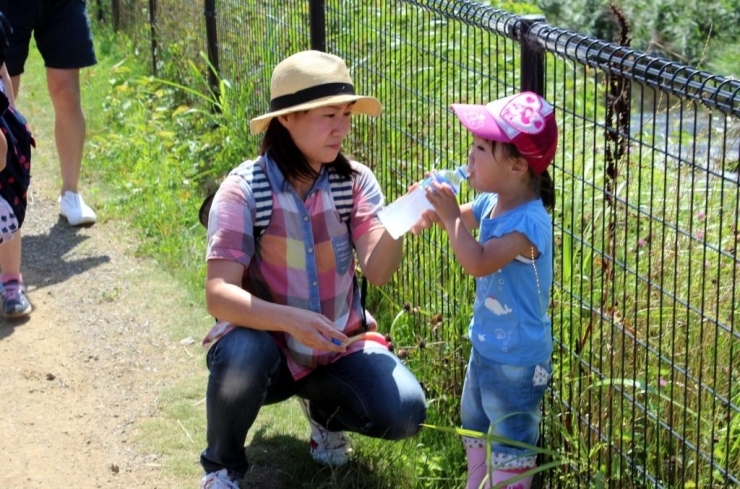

{"left": 45, "top": 68, "right": 96, "bottom": 225}
{"left": 200, "top": 327, "right": 296, "bottom": 479}
{"left": 11, "top": 68, "right": 96, "bottom": 225}
{"left": 46, "top": 67, "right": 84, "bottom": 194}
{"left": 297, "top": 347, "right": 426, "bottom": 440}
{"left": 30, "top": 0, "right": 97, "bottom": 225}
{"left": 10, "top": 75, "right": 19, "bottom": 102}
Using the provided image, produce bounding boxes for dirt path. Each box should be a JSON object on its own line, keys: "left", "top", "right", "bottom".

{"left": 0, "top": 83, "right": 204, "bottom": 487}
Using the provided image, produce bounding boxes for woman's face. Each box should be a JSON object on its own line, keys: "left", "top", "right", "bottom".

{"left": 279, "top": 103, "right": 354, "bottom": 170}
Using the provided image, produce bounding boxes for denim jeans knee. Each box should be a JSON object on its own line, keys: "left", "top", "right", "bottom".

{"left": 201, "top": 328, "right": 293, "bottom": 476}
{"left": 297, "top": 347, "right": 427, "bottom": 440}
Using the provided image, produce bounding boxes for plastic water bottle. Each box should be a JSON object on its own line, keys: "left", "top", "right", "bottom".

{"left": 378, "top": 165, "right": 468, "bottom": 239}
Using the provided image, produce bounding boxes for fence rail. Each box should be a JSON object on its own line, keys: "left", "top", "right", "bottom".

{"left": 109, "top": 0, "right": 740, "bottom": 486}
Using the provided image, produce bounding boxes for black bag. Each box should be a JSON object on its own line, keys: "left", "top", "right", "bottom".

{"left": 0, "top": 89, "right": 34, "bottom": 228}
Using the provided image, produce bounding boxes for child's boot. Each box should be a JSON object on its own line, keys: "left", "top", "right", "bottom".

{"left": 490, "top": 452, "right": 536, "bottom": 489}
{"left": 491, "top": 468, "right": 534, "bottom": 489}
{"left": 464, "top": 437, "right": 489, "bottom": 489}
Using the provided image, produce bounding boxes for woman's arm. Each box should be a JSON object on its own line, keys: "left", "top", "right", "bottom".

{"left": 205, "top": 259, "right": 347, "bottom": 351}
{"left": 353, "top": 226, "right": 403, "bottom": 286}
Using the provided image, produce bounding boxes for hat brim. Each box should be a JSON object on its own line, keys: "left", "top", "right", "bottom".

{"left": 250, "top": 95, "right": 382, "bottom": 134}
{"left": 450, "top": 103, "right": 512, "bottom": 143}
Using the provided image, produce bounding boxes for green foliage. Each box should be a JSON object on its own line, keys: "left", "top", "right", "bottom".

{"left": 86, "top": 38, "right": 257, "bottom": 290}
{"left": 531, "top": 0, "right": 740, "bottom": 75}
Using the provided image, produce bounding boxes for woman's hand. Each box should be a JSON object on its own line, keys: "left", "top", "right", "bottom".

{"left": 407, "top": 173, "right": 444, "bottom": 234}
{"left": 410, "top": 208, "right": 442, "bottom": 234}
{"left": 283, "top": 307, "right": 348, "bottom": 353}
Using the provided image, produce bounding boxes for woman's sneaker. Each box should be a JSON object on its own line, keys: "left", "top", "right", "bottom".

{"left": 297, "top": 397, "right": 352, "bottom": 466}
{"left": 2, "top": 280, "right": 32, "bottom": 318}
{"left": 59, "top": 191, "right": 96, "bottom": 226}
{"left": 199, "top": 469, "right": 240, "bottom": 489}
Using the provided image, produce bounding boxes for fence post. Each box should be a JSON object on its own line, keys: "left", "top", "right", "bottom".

{"left": 518, "top": 14, "right": 546, "bottom": 95}
{"left": 204, "top": 0, "right": 221, "bottom": 105}
{"left": 148, "top": 0, "right": 158, "bottom": 76}
{"left": 111, "top": 0, "right": 120, "bottom": 32}
{"left": 309, "top": 0, "right": 326, "bottom": 51}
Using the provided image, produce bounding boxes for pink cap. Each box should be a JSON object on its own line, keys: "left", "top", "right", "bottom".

{"left": 450, "top": 91, "right": 558, "bottom": 174}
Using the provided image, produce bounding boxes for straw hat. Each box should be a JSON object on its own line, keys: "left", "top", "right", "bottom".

{"left": 249, "top": 50, "right": 382, "bottom": 134}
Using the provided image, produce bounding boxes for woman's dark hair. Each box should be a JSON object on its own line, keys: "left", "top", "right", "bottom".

{"left": 498, "top": 141, "right": 555, "bottom": 212}
{"left": 259, "top": 117, "right": 356, "bottom": 181}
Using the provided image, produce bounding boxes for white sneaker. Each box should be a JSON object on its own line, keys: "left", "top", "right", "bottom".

{"left": 199, "top": 469, "right": 240, "bottom": 489}
{"left": 297, "top": 397, "right": 352, "bottom": 466}
{"left": 59, "top": 191, "right": 96, "bottom": 226}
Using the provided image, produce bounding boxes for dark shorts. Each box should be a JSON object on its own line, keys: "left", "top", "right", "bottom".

{"left": 0, "top": 0, "right": 97, "bottom": 76}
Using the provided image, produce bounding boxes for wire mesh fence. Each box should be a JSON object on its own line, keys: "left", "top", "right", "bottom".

{"left": 111, "top": 0, "right": 740, "bottom": 486}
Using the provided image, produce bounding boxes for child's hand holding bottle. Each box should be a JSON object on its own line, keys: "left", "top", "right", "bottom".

{"left": 424, "top": 179, "right": 462, "bottom": 227}
{"left": 379, "top": 165, "right": 467, "bottom": 239}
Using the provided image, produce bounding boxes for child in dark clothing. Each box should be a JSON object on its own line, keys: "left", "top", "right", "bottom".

{"left": 0, "top": 10, "right": 34, "bottom": 317}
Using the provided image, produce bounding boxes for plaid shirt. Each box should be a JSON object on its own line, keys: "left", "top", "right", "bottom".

{"left": 203, "top": 155, "right": 386, "bottom": 379}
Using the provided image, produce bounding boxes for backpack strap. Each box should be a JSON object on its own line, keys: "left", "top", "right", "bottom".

{"left": 327, "top": 170, "right": 353, "bottom": 224}
{"left": 327, "top": 170, "right": 368, "bottom": 332}
{"left": 250, "top": 159, "right": 273, "bottom": 236}
{"left": 198, "top": 157, "right": 271, "bottom": 232}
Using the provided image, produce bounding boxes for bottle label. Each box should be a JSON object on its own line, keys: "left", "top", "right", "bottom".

{"left": 423, "top": 171, "right": 459, "bottom": 194}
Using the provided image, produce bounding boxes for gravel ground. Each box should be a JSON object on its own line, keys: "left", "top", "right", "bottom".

{"left": 0, "top": 100, "right": 205, "bottom": 488}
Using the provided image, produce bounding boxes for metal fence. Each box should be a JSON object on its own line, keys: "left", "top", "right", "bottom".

{"left": 111, "top": 0, "right": 740, "bottom": 486}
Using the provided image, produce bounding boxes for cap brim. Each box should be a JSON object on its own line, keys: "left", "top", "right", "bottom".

{"left": 450, "top": 103, "right": 512, "bottom": 143}
{"left": 250, "top": 95, "right": 382, "bottom": 134}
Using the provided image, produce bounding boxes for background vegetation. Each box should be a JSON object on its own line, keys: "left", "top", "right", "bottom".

{"left": 79, "top": 1, "right": 740, "bottom": 487}
{"left": 522, "top": 0, "right": 740, "bottom": 76}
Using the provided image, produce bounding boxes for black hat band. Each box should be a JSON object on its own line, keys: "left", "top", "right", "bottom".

{"left": 270, "top": 82, "right": 356, "bottom": 111}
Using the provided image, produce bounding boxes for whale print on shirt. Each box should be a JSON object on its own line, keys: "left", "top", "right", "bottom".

{"left": 484, "top": 296, "right": 512, "bottom": 315}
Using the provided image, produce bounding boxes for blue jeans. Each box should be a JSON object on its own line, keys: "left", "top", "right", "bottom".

{"left": 461, "top": 348, "right": 551, "bottom": 458}
{"left": 199, "top": 327, "right": 427, "bottom": 477}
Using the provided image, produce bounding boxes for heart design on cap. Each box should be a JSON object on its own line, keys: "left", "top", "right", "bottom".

{"left": 461, "top": 111, "right": 488, "bottom": 131}
{"left": 500, "top": 93, "right": 546, "bottom": 135}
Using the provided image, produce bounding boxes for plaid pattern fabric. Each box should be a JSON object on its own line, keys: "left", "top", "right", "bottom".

{"left": 204, "top": 156, "right": 386, "bottom": 379}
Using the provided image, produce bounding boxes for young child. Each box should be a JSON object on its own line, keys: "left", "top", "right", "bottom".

{"left": 0, "top": 66, "right": 31, "bottom": 243}
{"left": 0, "top": 10, "right": 35, "bottom": 317}
{"left": 421, "top": 91, "right": 557, "bottom": 489}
